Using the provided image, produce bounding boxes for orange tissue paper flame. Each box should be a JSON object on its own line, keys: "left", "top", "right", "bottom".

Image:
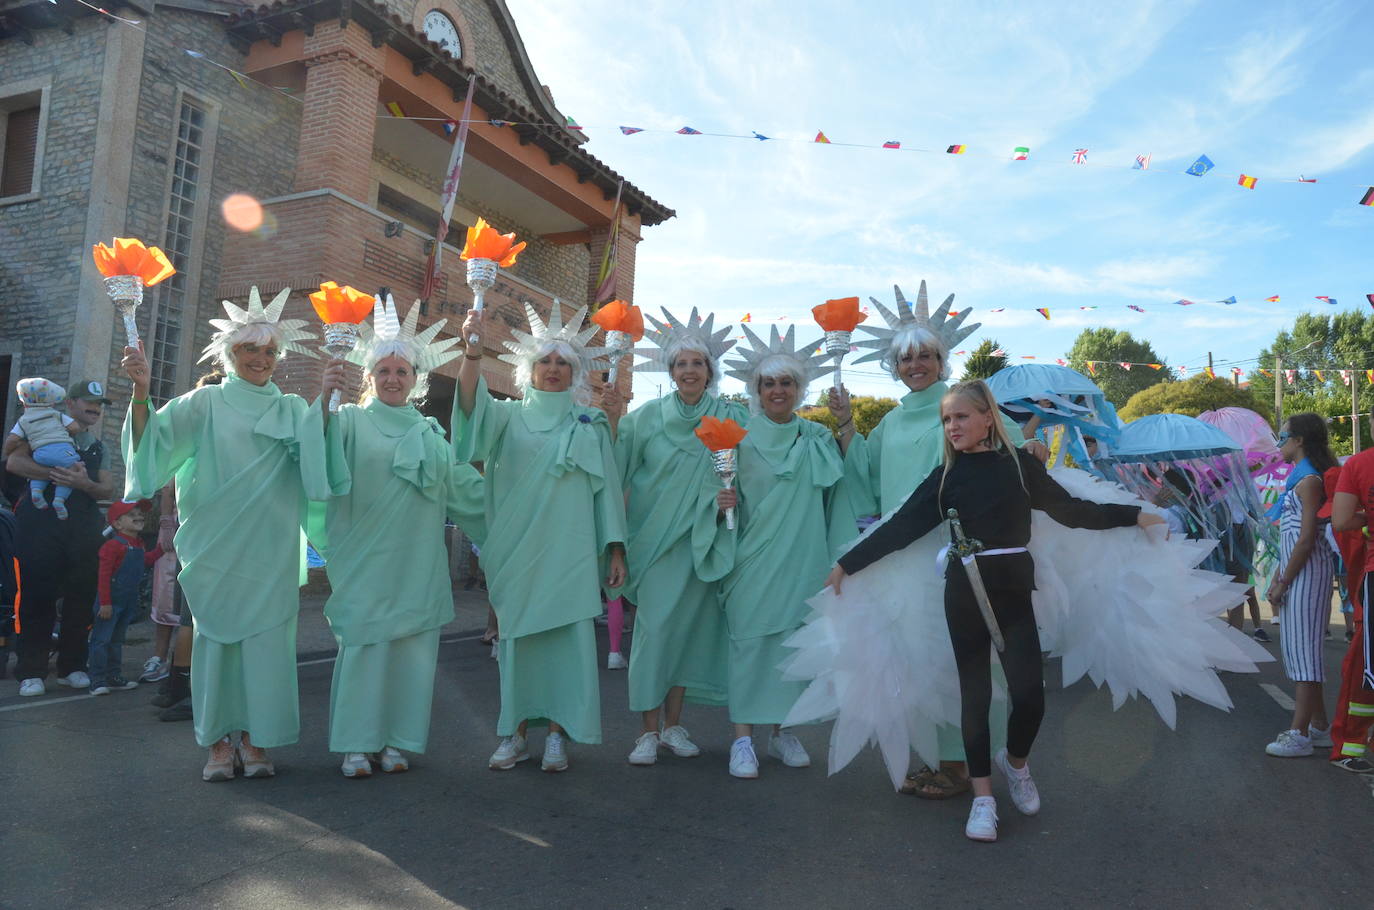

{"left": 591, "top": 299, "right": 645, "bottom": 341}
{"left": 460, "top": 217, "right": 526, "bottom": 267}
{"left": 811, "top": 297, "right": 867, "bottom": 332}
{"left": 92, "top": 237, "right": 176, "bottom": 286}
{"left": 695, "top": 415, "right": 748, "bottom": 451}
{"left": 309, "top": 282, "right": 375, "bottom": 324}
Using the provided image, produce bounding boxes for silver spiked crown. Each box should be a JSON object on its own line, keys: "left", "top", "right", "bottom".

{"left": 851, "top": 280, "right": 981, "bottom": 366}
{"left": 724, "top": 324, "right": 835, "bottom": 388}
{"left": 199, "top": 286, "right": 317, "bottom": 363}
{"left": 496, "top": 299, "right": 611, "bottom": 374}
{"left": 346, "top": 293, "right": 463, "bottom": 374}
{"left": 631, "top": 306, "right": 736, "bottom": 373}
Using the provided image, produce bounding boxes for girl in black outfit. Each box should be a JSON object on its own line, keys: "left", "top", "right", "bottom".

{"left": 825, "top": 380, "right": 1164, "bottom": 842}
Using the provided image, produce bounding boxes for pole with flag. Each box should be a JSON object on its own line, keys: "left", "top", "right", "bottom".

{"left": 421, "top": 78, "right": 476, "bottom": 302}
{"left": 593, "top": 181, "right": 624, "bottom": 310}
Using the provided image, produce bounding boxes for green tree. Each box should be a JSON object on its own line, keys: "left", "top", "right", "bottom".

{"left": 1066, "top": 328, "right": 1172, "bottom": 407}
{"left": 799, "top": 394, "right": 898, "bottom": 436}
{"left": 961, "top": 338, "right": 1009, "bottom": 380}
{"left": 1119, "top": 374, "right": 1273, "bottom": 423}
{"left": 1247, "top": 311, "right": 1374, "bottom": 455}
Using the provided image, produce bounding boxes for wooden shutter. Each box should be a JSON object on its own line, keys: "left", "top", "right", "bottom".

{"left": 1, "top": 106, "right": 40, "bottom": 197}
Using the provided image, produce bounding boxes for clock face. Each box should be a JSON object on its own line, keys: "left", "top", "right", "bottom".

{"left": 423, "top": 10, "right": 462, "bottom": 58}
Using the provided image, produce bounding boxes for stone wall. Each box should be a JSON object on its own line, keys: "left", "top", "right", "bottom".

{"left": 388, "top": 0, "right": 538, "bottom": 110}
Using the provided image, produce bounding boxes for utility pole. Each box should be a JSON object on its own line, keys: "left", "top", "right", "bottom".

{"left": 1274, "top": 352, "right": 1284, "bottom": 430}
{"left": 1208, "top": 351, "right": 1214, "bottom": 377}
{"left": 1353, "top": 364, "right": 1361, "bottom": 454}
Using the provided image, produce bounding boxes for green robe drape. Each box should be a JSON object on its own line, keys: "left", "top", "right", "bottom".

{"left": 314, "top": 399, "right": 486, "bottom": 753}
{"left": 122, "top": 373, "right": 328, "bottom": 748}
{"left": 616, "top": 392, "right": 747, "bottom": 711}
{"left": 454, "top": 378, "right": 625, "bottom": 743}
{"left": 721, "top": 415, "right": 844, "bottom": 724}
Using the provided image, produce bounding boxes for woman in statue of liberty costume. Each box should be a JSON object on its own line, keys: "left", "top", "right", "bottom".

{"left": 122, "top": 287, "right": 334, "bottom": 782}
{"left": 312, "top": 295, "right": 487, "bottom": 778}
{"left": 456, "top": 301, "right": 627, "bottom": 773}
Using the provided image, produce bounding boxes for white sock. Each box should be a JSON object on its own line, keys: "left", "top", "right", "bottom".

{"left": 733, "top": 736, "right": 752, "bottom": 749}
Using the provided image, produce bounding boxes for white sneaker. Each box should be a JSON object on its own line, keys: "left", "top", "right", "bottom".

{"left": 729, "top": 737, "right": 759, "bottom": 779}
{"left": 965, "top": 796, "right": 999, "bottom": 842}
{"left": 489, "top": 735, "right": 529, "bottom": 770}
{"left": 90, "top": 684, "right": 111, "bottom": 696}
{"left": 1308, "top": 725, "right": 1334, "bottom": 748}
{"left": 490, "top": 640, "right": 499, "bottom": 660}
{"left": 1265, "top": 729, "right": 1314, "bottom": 757}
{"left": 542, "top": 732, "right": 569, "bottom": 772}
{"left": 660, "top": 724, "right": 701, "bottom": 758}
{"left": 767, "top": 730, "right": 811, "bottom": 768}
{"left": 628, "top": 731, "right": 659, "bottom": 765}
{"left": 606, "top": 651, "right": 628, "bottom": 670}
{"left": 140, "top": 656, "right": 169, "bottom": 683}
{"left": 341, "top": 753, "right": 373, "bottom": 778}
{"left": 378, "top": 746, "right": 409, "bottom": 773}
{"left": 57, "top": 671, "right": 90, "bottom": 688}
{"left": 18, "top": 678, "right": 44, "bottom": 697}
{"left": 994, "top": 749, "right": 1041, "bottom": 816}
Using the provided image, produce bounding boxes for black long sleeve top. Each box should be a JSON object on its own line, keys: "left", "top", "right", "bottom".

{"left": 838, "top": 448, "right": 1141, "bottom": 578}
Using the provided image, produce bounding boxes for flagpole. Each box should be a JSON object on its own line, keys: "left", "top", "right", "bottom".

{"left": 422, "top": 78, "right": 476, "bottom": 302}
{"left": 593, "top": 181, "right": 624, "bottom": 309}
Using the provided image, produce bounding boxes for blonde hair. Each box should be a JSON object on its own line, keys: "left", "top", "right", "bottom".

{"left": 938, "top": 379, "right": 1025, "bottom": 507}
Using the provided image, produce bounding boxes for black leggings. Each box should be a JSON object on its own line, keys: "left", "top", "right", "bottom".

{"left": 944, "top": 561, "right": 1045, "bottom": 779}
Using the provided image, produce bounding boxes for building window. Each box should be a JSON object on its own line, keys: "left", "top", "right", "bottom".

{"left": 0, "top": 85, "right": 48, "bottom": 202}
{"left": 149, "top": 98, "right": 209, "bottom": 404}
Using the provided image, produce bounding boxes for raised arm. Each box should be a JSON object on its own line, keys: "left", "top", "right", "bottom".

{"left": 1023, "top": 451, "right": 1141, "bottom": 530}
{"left": 456, "top": 308, "right": 486, "bottom": 418}
{"left": 123, "top": 341, "right": 152, "bottom": 448}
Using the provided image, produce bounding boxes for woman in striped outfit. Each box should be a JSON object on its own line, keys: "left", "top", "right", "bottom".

{"left": 1264, "top": 412, "right": 1336, "bottom": 757}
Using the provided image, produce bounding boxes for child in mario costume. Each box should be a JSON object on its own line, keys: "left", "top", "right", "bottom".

{"left": 88, "top": 500, "right": 164, "bottom": 695}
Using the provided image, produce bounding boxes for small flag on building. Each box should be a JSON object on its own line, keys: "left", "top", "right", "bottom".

{"left": 442, "top": 120, "right": 457, "bottom": 136}
{"left": 1361, "top": 187, "right": 1374, "bottom": 206}
{"left": 1127, "top": 305, "right": 1145, "bottom": 312}
{"left": 386, "top": 101, "right": 406, "bottom": 118}
{"left": 1265, "top": 295, "right": 1280, "bottom": 302}
{"left": 883, "top": 140, "right": 901, "bottom": 149}
{"left": 1238, "top": 174, "right": 1257, "bottom": 189}
{"left": 1036, "top": 308, "right": 1050, "bottom": 320}
{"left": 1218, "top": 296, "right": 1237, "bottom": 305}
{"left": 1072, "top": 148, "right": 1088, "bottom": 164}
{"left": 814, "top": 131, "right": 831, "bottom": 144}
{"left": 1316, "top": 296, "right": 1336, "bottom": 304}
{"left": 1186, "top": 155, "right": 1215, "bottom": 176}
{"left": 565, "top": 116, "right": 584, "bottom": 131}
{"left": 677, "top": 126, "right": 702, "bottom": 135}
{"left": 947, "top": 144, "right": 967, "bottom": 154}
{"left": 1013, "top": 146, "right": 1030, "bottom": 160}
{"left": 619, "top": 126, "right": 644, "bottom": 135}
{"left": 1133, "top": 154, "right": 1151, "bottom": 170}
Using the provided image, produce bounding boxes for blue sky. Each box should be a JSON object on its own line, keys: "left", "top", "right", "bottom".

{"left": 509, "top": 0, "right": 1374, "bottom": 403}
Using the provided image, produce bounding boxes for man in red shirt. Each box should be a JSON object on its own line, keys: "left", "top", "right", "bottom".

{"left": 1328, "top": 444, "right": 1374, "bottom": 773}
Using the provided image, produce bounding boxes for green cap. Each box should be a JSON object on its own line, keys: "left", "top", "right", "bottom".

{"left": 68, "top": 379, "right": 113, "bottom": 404}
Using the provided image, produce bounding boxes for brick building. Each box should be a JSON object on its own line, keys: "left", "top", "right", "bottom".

{"left": 0, "top": 0, "right": 672, "bottom": 471}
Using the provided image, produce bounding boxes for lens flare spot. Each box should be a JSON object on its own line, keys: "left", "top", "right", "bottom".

{"left": 222, "top": 193, "right": 264, "bottom": 231}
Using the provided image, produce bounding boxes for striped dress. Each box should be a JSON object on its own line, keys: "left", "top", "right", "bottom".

{"left": 1277, "top": 481, "right": 1335, "bottom": 682}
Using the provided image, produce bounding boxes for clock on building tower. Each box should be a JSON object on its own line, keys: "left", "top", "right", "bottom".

{"left": 423, "top": 10, "right": 462, "bottom": 58}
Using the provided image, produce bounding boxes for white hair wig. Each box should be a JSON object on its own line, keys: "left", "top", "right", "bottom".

{"left": 884, "top": 325, "right": 951, "bottom": 382}
{"left": 214, "top": 322, "right": 286, "bottom": 377}
{"left": 747, "top": 353, "right": 808, "bottom": 415}
{"left": 665, "top": 340, "right": 720, "bottom": 396}
{"left": 364, "top": 340, "right": 431, "bottom": 404}
{"left": 514, "top": 340, "right": 593, "bottom": 405}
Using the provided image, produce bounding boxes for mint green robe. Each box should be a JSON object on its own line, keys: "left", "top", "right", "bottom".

{"left": 722, "top": 415, "right": 844, "bottom": 724}
{"left": 616, "top": 393, "right": 746, "bottom": 711}
{"left": 454, "top": 379, "right": 625, "bottom": 744}
{"left": 832, "top": 380, "right": 1015, "bottom": 763}
{"left": 315, "top": 400, "right": 487, "bottom": 753}
{"left": 122, "top": 373, "right": 328, "bottom": 748}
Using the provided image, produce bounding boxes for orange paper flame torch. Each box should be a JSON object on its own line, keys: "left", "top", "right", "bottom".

{"left": 92, "top": 238, "right": 177, "bottom": 347}
{"left": 460, "top": 217, "right": 526, "bottom": 345}
{"left": 309, "top": 282, "right": 375, "bottom": 412}
{"left": 591, "top": 300, "right": 645, "bottom": 384}
{"left": 812, "top": 297, "right": 866, "bottom": 390}
{"left": 695, "top": 416, "right": 748, "bottom": 530}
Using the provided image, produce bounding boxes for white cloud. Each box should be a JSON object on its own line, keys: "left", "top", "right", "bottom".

{"left": 1222, "top": 28, "right": 1309, "bottom": 107}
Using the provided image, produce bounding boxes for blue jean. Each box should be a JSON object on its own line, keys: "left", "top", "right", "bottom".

{"left": 30, "top": 442, "right": 81, "bottom": 503}
{"left": 88, "top": 599, "right": 137, "bottom": 686}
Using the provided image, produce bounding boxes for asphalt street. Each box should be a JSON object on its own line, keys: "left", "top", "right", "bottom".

{"left": 0, "top": 594, "right": 1368, "bottom": 910}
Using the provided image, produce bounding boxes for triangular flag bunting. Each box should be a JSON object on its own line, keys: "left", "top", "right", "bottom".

{"left": 1238, "top": 174, "right": 1257, "bottom": 189}
{"left": 947, "top": 144, "right": 967, "bottom": 154}
{"left": 1119, "top": 362, "right": 1132, "bottom": 370}
{"left": 1127, "top": 305, "right": 1145, "bottom": 312}
{"left": 677, "top": 126, "right": 702, "bottom": 135}
{"left": 1036, "top": 308, "right": 1050, "bottom": 320}
{"left": 619, "top": 126, "right": 644, "bottom": 135}
{"left": 1186, "top": 155, "right": 1215, "bottom": 176}
{"left": 1360, "top": 187, "right": 1374, "bottom": 206}
{"left": 1265, "top": 295, "right": 1280, "bottom": 303}
{"left": 1218, "top": 296, "right": 1237, "bottom": 305}
{"left": 1316, "top": 296, "right": 1336, "bottom": 304}
{"left": 883, "top": 140, "right": 901, "bottom": 149}
{"left": 1013, "top": 147, "right": 1029, "bottom": 160}
{"left": 814, "top": 131, "right": 831, "bottom": 144}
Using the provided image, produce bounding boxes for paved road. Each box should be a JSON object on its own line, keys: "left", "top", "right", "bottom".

{"left": 1, "top": 600, "right": 1368, "bottom": 910}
